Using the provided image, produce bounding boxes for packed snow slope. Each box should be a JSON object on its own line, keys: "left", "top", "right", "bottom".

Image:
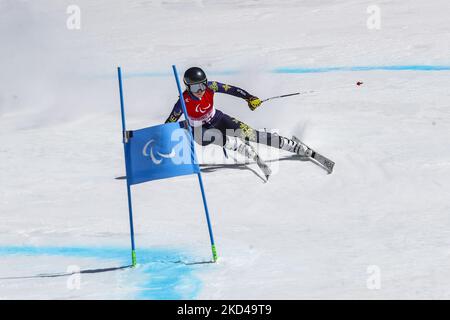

{"left": 1, "top": 0, "right": 450, "bottom": 299}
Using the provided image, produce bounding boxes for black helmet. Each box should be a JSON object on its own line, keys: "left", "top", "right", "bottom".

{"left": 183, "top": 67, "right": 207, "bottom": 85}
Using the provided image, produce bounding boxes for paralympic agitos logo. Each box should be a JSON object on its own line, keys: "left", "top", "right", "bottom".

{"left": 195, "top": 103, "right": 211, "bottom": 114}
{"left": 142, "top": 139, "right": 176, "bottom": 165}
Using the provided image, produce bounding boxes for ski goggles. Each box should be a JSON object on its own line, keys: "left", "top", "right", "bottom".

{"left": 187, "top": 81, "right": 207, "bottom": 93}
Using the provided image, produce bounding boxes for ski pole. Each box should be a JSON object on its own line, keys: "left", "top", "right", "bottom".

{"left": 261, "top": 82, "right": 363, "bottom": 104}
{"left": 261, "top": 90, "right": 315, "bottom": 103}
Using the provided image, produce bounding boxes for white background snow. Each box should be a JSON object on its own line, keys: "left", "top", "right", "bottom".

{"left": 1, "top": 0, "right": 450, "bottom": 299}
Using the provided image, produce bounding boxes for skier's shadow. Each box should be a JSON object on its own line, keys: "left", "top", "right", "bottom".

{"left": 0, "top": 265, "right": 132, "bottom": 280}
{"left": 115, "top": 155, "right": 307, "bottom": 183}
{"left": 198, "top": 154, "right": 308, "bottom": 182}
{"left": 199, "top": 162, "right": 266, "bottom": 182}
{"left": 0, "top": 260, "right": 214, "bottom": 280}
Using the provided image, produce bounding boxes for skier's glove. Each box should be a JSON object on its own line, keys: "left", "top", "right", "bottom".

{"left": 246, "top": 96, "right": 262, "bottom": 111}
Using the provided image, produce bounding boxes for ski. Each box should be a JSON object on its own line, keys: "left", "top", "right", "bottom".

{"left": 241, "top": 140, "right": 272, "bottom": 182}
{"left": 292, "top": 136, "right": 335, "bottom": 174}
{"left": 255, "top": 153, "right": 272, "bottom": 182}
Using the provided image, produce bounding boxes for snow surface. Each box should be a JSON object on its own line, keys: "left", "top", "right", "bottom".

{"left": 1, "top": 0, "right": 450, "bottom": 299}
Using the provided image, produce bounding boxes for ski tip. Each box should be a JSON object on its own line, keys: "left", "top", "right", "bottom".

{"left": 260, "top": 173, "right": 270, "bottom": 183}
{"left": 327, "top": 165, "right": 334, "bottom": 174}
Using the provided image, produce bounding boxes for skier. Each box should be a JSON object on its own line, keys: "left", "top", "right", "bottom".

{"left": 165, "top": 67, "right": 315, "bottom": 179}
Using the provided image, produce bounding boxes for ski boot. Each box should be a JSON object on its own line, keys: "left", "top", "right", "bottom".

{"left": 224, "top": 137, "right": 272, "bottom": 181}
{"left": 279, "top": 136, "right": 314, "bottom": 157}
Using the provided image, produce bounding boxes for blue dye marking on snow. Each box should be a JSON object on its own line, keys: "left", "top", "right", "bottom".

{"left": 123, "top": 71, "right": 172, "bottom": 78}
{"left": 121, "top": 69, "right": 240, "bottom": 78}
{"left": 0, "top": 246, "right": 203, "bottom": 300}
{"left": 108, "top": 65, "right": 450, "bottom": 79}
{"left": 272, "top": 65, "right": 450, "bottom": 74}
